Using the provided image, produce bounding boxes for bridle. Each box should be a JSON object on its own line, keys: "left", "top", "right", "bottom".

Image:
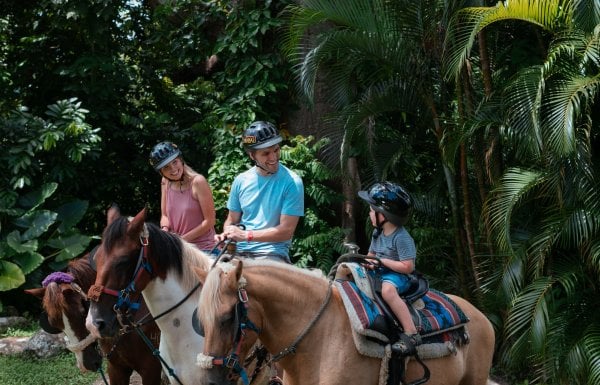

{"left": 86, "top": 222, "right": 197, "bottom": 385}
{"left": 197, "top": 269, "right": 333, "bottom": 385}
{"left": 87, "top": 223, "right": 153, "bottom": 314}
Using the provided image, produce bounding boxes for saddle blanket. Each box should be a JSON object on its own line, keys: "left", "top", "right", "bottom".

{"left": 336, "top": 279, "right": 468, "bottom": 337}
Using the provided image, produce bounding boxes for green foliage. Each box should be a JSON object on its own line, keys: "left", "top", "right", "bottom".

{"left": 0, "top": 99, "right": 98, "bottom": 312}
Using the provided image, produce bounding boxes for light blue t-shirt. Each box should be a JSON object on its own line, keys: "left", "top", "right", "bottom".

{"left": 227, "top": 164, "right": 304, "bottom": 257}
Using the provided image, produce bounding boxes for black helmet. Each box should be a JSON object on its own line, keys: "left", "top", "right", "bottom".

{"left": 149, "top": 142, "right": 181, "bottom": 171}
{"left": 242, "top": 121, "right": 282, "bottom": 150}
{"left": 358, "top": 181, "right": 412, "bottom": 226}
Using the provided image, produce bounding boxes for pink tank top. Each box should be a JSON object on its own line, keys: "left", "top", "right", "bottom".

{"left": 166, "top": 182, "right": 216, "bottom": 251}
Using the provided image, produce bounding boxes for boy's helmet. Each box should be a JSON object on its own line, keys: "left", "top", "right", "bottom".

{"left": 358, "top": 181, "right": 412, "bottom": 226}
{"left": 149, "top": 142, "right": 181, "bottom": 171}
{"left": 242, "top": 121, "right": 282, "bottom": 150}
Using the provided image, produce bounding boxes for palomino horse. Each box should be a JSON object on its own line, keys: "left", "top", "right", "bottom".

{"left": 25, "top": 249, "right": 163, "bottom": 385}
{"left": 194, "top": 259, "right": 496, "bottom": 385}
{"left": 85, "top": 206, "right": 271, "bottom": 385}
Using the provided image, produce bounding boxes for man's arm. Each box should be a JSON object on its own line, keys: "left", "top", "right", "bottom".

{"left": 223, "top": 214, "right": 300, "bottom": 243}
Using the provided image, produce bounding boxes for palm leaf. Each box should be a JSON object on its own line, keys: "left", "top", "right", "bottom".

{"left": 443, "top": 0, "right": 573, "bottom": 80}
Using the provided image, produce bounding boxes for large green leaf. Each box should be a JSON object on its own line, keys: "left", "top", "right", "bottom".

{"left": 13, "top": 210, "right": 58, "bottom": 240}
{"left": 14, "top": 251, "right": 45, "bottom": 275}
{"left": 5, "top": 230, "right": 38, "bottom": 253}
{"left": 0, "top": 260, "right": 25, "bottom": 291}
{"left": 47, "top": 233, "right": 92, "bottom": 262}
{"left": 55, "top": 199, "right": 88, "bottom": 233}
{"left": 16, "top": 182, "right": 58, "bottom": 210}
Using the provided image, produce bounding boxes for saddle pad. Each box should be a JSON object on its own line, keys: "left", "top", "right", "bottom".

{"left": 336, "top": 280, "right": 387, "bottom": 339}
{"left": 416, "top": 289, "right": 470, "bottom": 336}
{"left": 335, "top": 278, "right": 469, "bottom": 338}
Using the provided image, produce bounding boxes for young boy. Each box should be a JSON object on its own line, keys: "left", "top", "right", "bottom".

{"left": 358, "top": 181, "right": 422, "bottom": 354}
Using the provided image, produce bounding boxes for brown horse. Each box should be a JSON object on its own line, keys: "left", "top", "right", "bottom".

{"left": 85, "top": 206, "right": 272, "bottom": 385}
{"left": 25, "top": 249, "right": 163, "bottom": 385}
{"left": 194, "top": 259, "right": 495, "bottom": 385}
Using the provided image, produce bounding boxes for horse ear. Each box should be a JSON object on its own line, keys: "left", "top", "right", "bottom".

{"left": 234, "top": 259, "right": 243, "bottom": 281}
{"left": 126, "top": 207, "right": 147, "bottom": 237}
{"left": 24, "top": 287, "right": 45, "bottom": 299}
{"left": 106, "top": 203, "right": 121, "bottom": 226}
{"left": 193, "top": 266, "right": 208, "bottom": 285}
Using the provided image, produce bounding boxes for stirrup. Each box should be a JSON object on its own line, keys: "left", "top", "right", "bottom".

{"left": 391, "top": 333, "right": 421, "bottom": 355}
{"left": 268, "top": 376, "right": 283, "bottom": 385}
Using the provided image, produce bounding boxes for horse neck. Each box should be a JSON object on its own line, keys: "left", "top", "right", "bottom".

{"left": 244, "top": 265, "right": 331, "bottom": 348}
{"left": 141, "top": 245, "right": 206, "bottom": 330}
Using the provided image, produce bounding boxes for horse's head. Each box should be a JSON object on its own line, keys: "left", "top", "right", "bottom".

{"left": 86, "top": 206, "right": 156, "bottom": 338}
{"left": 25, "top": 270, "right": 102, "bottom": 373}
{"left": 194, "top": 259, "right": 261, "bottom": 385}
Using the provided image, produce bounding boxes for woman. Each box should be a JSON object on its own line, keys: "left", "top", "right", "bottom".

{"left": 149, "top": 141, "right": 216, "bottom": 251}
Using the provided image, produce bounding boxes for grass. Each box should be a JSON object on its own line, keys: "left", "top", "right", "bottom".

{"left": 0, "top": 353, "right": 101, "bottom": 385}
{"left": 0, "top": 317, "right": 103, "bottom": 385}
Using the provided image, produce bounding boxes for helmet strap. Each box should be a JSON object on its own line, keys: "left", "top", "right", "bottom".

{"left": 250, "top": 153, "right": 275, "bottom": 175}
{"left": 373, "top": 212, "right": 387, "bottom": 239}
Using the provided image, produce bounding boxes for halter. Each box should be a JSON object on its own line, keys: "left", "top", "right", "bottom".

{"left": 197, "top": 272, "right": 334, "bottom": 384}
{"left": 197, "top": 279, "right": 261, "bottom": 385}
{"left": 87, "top": 223, "right": 153, "bottom": 313}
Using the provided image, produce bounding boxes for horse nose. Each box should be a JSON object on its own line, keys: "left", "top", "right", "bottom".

{"left": 93, "top": 319, "right": 106, "bottom": 333}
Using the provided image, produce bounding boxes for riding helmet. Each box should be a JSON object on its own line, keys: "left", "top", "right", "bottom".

{"left": 358, "top": 181, "right": 412, "bottom": 226}
{"left": 242, "top": 121, "right": 282, "bottom": 150}
{"left": 149, "top": 141, "right": 181, "bottom": 171}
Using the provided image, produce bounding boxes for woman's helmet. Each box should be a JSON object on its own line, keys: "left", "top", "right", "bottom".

{"left": 242, "top": 121, "right": 282, "bottom": 151}
{"left": 149, "top": 142, "right": 181, "bottom": 171}
{"left": 358, "top": 181, "right": 412, "bottom": 226}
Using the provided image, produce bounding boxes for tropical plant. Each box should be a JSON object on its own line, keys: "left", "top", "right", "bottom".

{"left": 0, "top": 99, "right": 99, "bottom": 312}
{"left": 445, "top": 0, "right": 600, "bottom": 382}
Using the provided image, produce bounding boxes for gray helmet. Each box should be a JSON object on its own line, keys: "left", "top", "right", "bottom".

{"left": 358, "top": 181, "right": 412, "bottom": 226}
{"left": 242, "top": 121, "right": 282, "bottom": 150}
{"left": 149, "top": 142, "right": 181, "bottom": 171}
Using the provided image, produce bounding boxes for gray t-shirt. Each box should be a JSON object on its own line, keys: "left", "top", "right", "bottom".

{"left": 368, "top": 226, "right": 416, "bottom": 262}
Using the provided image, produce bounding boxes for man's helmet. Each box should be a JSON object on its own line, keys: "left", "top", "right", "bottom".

{"left": 358, "top": 181, "right": 412, "bottom": 226}
{"left": 149, "top": 142, "right": 181, "bottom": 171}
{"left": 242, "top": 121, "right": 282, "bottom": 150}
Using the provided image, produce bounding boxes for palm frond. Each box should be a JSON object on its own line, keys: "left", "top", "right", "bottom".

{"left": 443, "top": 0, "right": 573, "bottom": 80}
{"left": 486, "top": 168, "right": 546, "bottom": 252}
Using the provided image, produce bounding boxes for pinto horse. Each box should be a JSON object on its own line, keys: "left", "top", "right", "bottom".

{"left": 194, "top": 259, "right": 496, "bottom": 385}
{"left": 85, "top": 207, "right": 271, "bottom": 385}
{"left": 25, "top": 249, "right": 163, "bottom": 385}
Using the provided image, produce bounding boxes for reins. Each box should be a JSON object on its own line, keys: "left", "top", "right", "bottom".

{"left": 87, "top": 224, "right": 197, "bottom": 385}
{"left": 270, "top": 281, "right": 333, "bottom": 362}
{"left": 198, "top": 266, "right": 334, "bottom": 384}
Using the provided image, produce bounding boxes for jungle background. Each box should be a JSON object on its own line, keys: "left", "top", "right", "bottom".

{"left": 0, "top": 0, "right": 599, "bottom": 384}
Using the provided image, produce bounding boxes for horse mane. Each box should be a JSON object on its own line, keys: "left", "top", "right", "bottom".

{"left": 199, "top": 259, "right": 327, "bottom": 330}
{"left": 179, "top": 240, "right": 211, "bottom": 291}
{"left": 66, "top": 254, "right": 96, "bottom": 290}
{"left": 43, "top": 282, "right": 68, "bottom": 326}
{"left": 103, "top": 215, "right": 210, "bottom": 290}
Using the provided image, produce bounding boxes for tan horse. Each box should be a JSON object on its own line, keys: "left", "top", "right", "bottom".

{"left": 194, "top": 259, "right": 495, "bottom": 385}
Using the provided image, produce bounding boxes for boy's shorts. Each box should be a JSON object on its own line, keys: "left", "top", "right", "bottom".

{"left": 376, "top": 269, "right": 411, "bottom": 293}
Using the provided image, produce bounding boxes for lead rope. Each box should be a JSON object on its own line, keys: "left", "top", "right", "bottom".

{"left": 269, "top": 281, "right": 333, "bottom": 362}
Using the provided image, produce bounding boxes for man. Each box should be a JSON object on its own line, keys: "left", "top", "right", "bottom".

{"left": 216, "top": 120, "right": 304, "bottom": 264}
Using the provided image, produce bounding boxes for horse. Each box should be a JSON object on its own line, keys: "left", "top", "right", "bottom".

{"left": 194, "top": 258, "right": 496, "bottom": 385}
{"left": 25, "top": 248, "right": 164, "bottom": 385}
{"left": 85, "top": 206, "right": 272, "bottom": 385}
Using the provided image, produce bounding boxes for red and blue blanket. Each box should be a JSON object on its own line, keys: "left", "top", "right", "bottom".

{"left": 336, "top": 279, "right": 469, "bottom": 337}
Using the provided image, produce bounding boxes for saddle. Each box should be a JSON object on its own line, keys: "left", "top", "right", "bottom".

{"left": 333, "top": 254, "right": 470, "bottom": 385}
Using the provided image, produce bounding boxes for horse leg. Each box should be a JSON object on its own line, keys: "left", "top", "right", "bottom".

{"left": 137, "top": 362, "right": 165, "bottom": 385}
{"left": 107, "top": 362, "right": 134, "bottom": 385}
